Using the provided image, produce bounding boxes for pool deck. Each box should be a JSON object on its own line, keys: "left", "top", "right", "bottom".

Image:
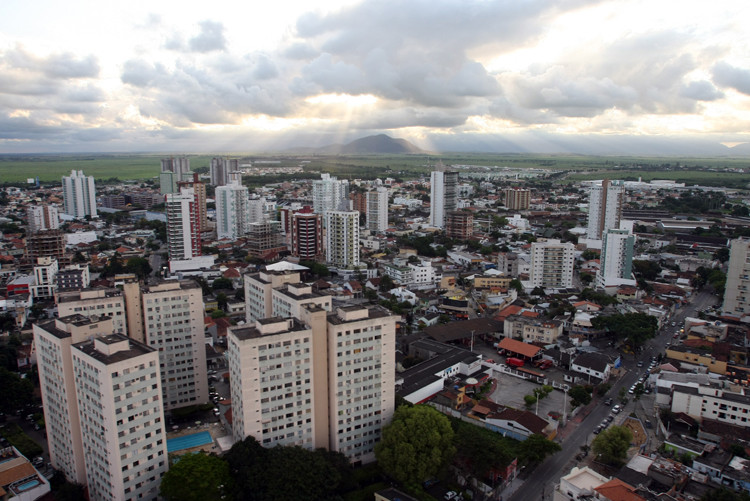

{"left": 166, "top": 422, "right": 229, "bottom": 456}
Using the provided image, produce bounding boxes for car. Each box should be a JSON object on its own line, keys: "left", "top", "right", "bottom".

{"left": 207, "top": 370, "right": 217, "bottom": 375}
{"left": 671, "top": 321, "right": 676, "bottom": 326}
{"left": 612, "top": 405, "right": 621, "bottom": 413}
{"left": 604, "top": 398, "right": 613, "bottom": 406}
{"left": 606, "top": 415, "right": 614, "bottom": 422}
{"left": 485, "top": 358, "right": 495, "bottom": 364}
{"left": 628, "top": 387, "right": 634, "bottom": 394}
{"left": 637, "top": 361, "right": 643, "bottom": 367}
{"left": 593, "top": 426, "right": 602, "bottom": 434}
{"left": 444, "top": 491, "right": 457, "bottom": 500}
{"left": 601, "top": 420, "right": 609, "bottom": 428}
{"left": 32, "top": 456, "right": 44, "bottom": 467}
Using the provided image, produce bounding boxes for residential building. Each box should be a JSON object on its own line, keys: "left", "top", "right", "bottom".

{"left": 62, "top": 170, "right": 97, "bottom": 219}
{"left": 670, "top": 383, "right": 750, "bottom": 427}
{"left": 57, "top": 288, "right": 128, "bottom": 334}
{"left": 445, "top": 211, "right": 473, "bottom": 240}
{"left": 313, "top": 174, "right": 349, "bottom": 217}
{"left": 325, "top": 211, "right": 360, "bottom": 269}
{"left": 161, "top": 156, "right": 190, "bottom": 179}
{"left": 244, "top": 268, "right": 306, "bottom": 323}
{"left": 159, "top": 171, "right": 178, "bottom": 195}
{"left": 586, "top": 179, "right": 624, "bottom": 239}
{"left": 165, "top": 188, "right": 201, "bottom": 261}
{"left": 0, "top": 446, "right": 51, "bottom": 499}
{"left": 366, "top": 187, "right": 389, "bottom": 233}
{"left": 529, "top": 239, "right": 575, "bottom": 289}
{"left": 210, "top": 157, "right": 239, "bottom": 187}
{"left": 596, "top": 222, "right": 636, "bottom": 290}
{"left": 215, "top": 179, "right": 250, "bottom": 240}
{"left": 177, "top": 173, "right": 208, "bottom": 233}
{"left": 247, "top": 196, "right": 266, "bottom": 225}
{"left": 227, "top": 304, "right": 396, "bottom": 463}
{"left": 31, "top": 257, "right": 58, "bottom": 299}
{"left": 71, "top": 334, "right": 167, "bottom": 501}
{"left": 430, "top": 169, "right": 458, "bottom": 229}
{"left": 571, "top": 352, "right": 611, "bottom": 383}
{"left": 504, "top": 188, "right": 530, "bottom": 210}
{"left": 246, "top": 221, "right": 285, "bottom": 260}
{"left": 56, "top": 264, "right": 90, "bottom": 291}
{"left": 504, "top": 315, "right": 563, "bottom": 344}
{"left": 723, "top": 238, "right": 750, "bottom": 318}
{"left": 26, "top": 229, "right": 66, "bottom": 263}
{"left": 291, "top": 210, "right": 323, "bottom": 260}
{"left": 272, "top": 282, "right": 332, "bottom": 320}
{"left": 27, "top": 204, "right": 59, "bottom": 232}
{"left": 554, "top": 466, "right": 610, "bottom": 501}
{"left": 350, "top": 192, "right": 367, "bottom": 214}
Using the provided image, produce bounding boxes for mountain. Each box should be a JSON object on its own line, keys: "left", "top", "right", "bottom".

{"left": 316, "top": 134, "right": 425, "bottom": 154}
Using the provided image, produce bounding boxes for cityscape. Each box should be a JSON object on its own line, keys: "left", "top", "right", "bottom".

{"left": 0, "top": 151, "right": 749, "bottom": 501}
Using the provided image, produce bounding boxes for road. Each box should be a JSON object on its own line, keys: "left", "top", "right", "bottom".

{"left": 509, "top": 289, "right": 717, "bottom": 501}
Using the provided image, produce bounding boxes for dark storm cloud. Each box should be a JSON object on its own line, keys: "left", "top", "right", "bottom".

{"left": 712, "top": 61, "right": 750, "bottom": 95}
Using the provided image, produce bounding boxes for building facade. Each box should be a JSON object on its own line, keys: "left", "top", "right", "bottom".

{"left": 313, "top": 174, "right": 349, "bottom": 217}
{"left": 165, "top": 188, "right": 201, "bottom": 261}
{"left": 596, "top": 224, "right": 636, "bottom": 289}
{"left": 430, "top": 170, "right": 458, "bottom": 229}
{"left": 586, "top": 179, "right": 624, "bottom": 240}
{"left": 62, "top": 170, "right": 97, "bottom": 219}
{"left": 215, "top": 179, "right": 250, "bottom": 240}
{"left": 366, "top": 187, "right": 388, "bottom": 233}
{"left": 445, "top": 211, "right": 473, "bottom": 240}
{"left": 325, "top": 211, "right": 360, "bottom": 269}
{"left": 529, "top": 239, "right": 575, "bottom": 289}
{"left": 210, "top": 157, "right": 239, "bottom": 186}
{"left": 27, "top": 205, "right": 60, "bottom": 233}
{"left": 723, "top": 238, "right": 750, "bottom": 318}
{"left": 291, "top": 211, "right": 323, "bottom": 260}
{"left": 176, "top": 173, "right": 208, "bottom": 233}
{"left": 504, "top": 188, "right": 531, "bottom": 210}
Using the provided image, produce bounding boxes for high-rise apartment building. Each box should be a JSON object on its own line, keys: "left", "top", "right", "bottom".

{"left": 723, "top": 238, "right": 750, "bottom": 318}
{"left": 244, "top": 268, "right": 331, "bottom": 324}
{"left": 26, "top": 229, "right": 66, "bottom": 264}
{"left": 210, "top": 157, "right": 239, "bottom": 187}
{"left": 325, "top": 211, "right": 360, "bottom": 269}
{"left": 27, "top": 205, "right": 59, "bottom": 233}
{"left": 227, "top": 303, "right": 396, "bottom": 464}
{"left": 215, "top": 179, "right": 250, "bottom": 240}
{"left": 529, "top": 239, "right": 575, "bottom": 289}
{"left": 71, "top": 334, "right": 167, "bottom": 500}
{"left": 313, "top": 174, "right": 349, "bottom": 217}
{"left": 177, "top": 173, "right": 208, "bottom": 233}
{"left": 504, "top": 188, "right": 531, "bottom": 211}
{"left": 165, "top": 188, "right": 201, "bottom": 261}
{"left": 445, "top": 211, "right": 473, "bottom": 240}
{"left": 586, "top": 179, "right": 624, "bottom": 240}
{"left": 430, "top": 169, "right": 458, "bottom": 229}
{"left": 596, "top": 223, "right": 636, "bottom": 289}
{"left": 62, "top": 170, "right": 97, "bottom": 219}
{"left": 161, "top": 157, "right": 190, "bottom": 179}
{"left": 291, "top": 210, "right": 323, "bottom": 260}
{"left": 350, "top": 192, "right": 367, "bottom": 214}
{"left": 366, "top": 187, "right": 388, "bottom": 233}
{"left": 246, "top": 221, "right": 285, "bottom": 260}
{"left": 57, "top": 288, "right": 128, "bottom": 334}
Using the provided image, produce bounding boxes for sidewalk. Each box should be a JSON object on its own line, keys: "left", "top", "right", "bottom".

{"left": 556, "top": 402, "right": 594, "bottom": 442}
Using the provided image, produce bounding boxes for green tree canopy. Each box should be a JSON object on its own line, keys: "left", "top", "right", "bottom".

{"left": 160, "top": 452, "right": 233, "bottom": 501}
{"left": 0, "top": 368, "right": 35, "bottom": 414}
{"left": 452, "top": 418, "right": 514, "bottom": 478}
{"left": 591, "top": 312, "right": 658, "bottom": 347}
{"left": 701, "top": 487, "right": 750, "bottom": 501}
{"left": 212, "top": 277, "right": 234, "bottom": 291}
{"left": 376, "top": 405, "right": 456, "bottom": 485}
{"left": 569, "top": 385, "right": 592, "bottom": 407}
{"left": 592, "top": 425, "right": 633, "bottom": 466}
{"left": 125, "top": 257, "right": 152, "bottom": 280}
{"left": 518, "top": 434, "right": 561, "bottom": 465}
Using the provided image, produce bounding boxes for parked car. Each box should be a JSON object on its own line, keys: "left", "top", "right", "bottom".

{"left": 612, "top": 405, "right": 621, "bottom": 413}
{"left": 444, "top": 491, "right": 457, "bottom": 500}
{"left": 637, "top": 361, "right": 643, "bottom": 367}
{"left": 604, "top": 398, "right": 613, "bottom": 406}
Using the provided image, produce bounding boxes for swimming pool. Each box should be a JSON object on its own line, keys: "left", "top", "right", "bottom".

{"left": 16, "top": 478, "right": 40, "bottom": 491}
{"left": 167, "top": 431, "right": 213, "bottom": 453}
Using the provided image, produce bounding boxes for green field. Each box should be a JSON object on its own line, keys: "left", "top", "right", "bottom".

{"left": 0, "top": 152, "right": 747, "bottom": 185}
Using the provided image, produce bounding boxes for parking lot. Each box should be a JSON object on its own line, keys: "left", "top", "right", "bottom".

{"left": 488, "top": 368, "right": 568, "bottom": 420}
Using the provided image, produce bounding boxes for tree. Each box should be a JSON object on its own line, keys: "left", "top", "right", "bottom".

{"left": 569, "top": 385, "right": 591, "bottom": 407}
{"left": 592, "top": 425, "right": 633, "bottom": 465}
{"left": 376, "top": 405, "right": 456, "bottom": 485}
{"left": 701, "top": 488, "right": 750, "bottom": 501}
{"left": 518, "top": 434, "right": 561, "bottom": 465}
{"left": 509, "top": 279, "right": 523, "bottom": 293}
{"left": 379, "top": 274, "right": 394, "bottom": 292}
{"left": 0, "top": 368, "right": 35, "bottom": 414}
{"left": 160, "top": 452, "right": 233, "bottom": 501}
{"left": 212, "top": 277, "right": 234, "bottom": 291}
{"left": 125, "top": 257, "right": 152, "bottom": 280}
{"left": 452, "top": 419, "right": 514, "bottom": 478}
{"left": 216, "top": 292, "right": 229, "bottom": 312}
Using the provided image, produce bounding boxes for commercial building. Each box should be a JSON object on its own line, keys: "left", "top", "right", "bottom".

{"left": 430, "top": 169, "right": 458, "bottom": 229}
{"left": 586, "top": 179, "right": 624, "bottom": 240}
{"left": 62, "top": 170, "right": 97, "bottom": 219}
{"left": 366, "top": 187, "right": 389, "bottom": 233}
{"left": 504, "top": 188, "right": 531, "bottom": 210}
{"left": 215, "top": 178, "right": 250, "bottom": 240}
{"left": 325, "top": 211, "right": 360, "bottom": 269}
{"left": 27, "top": 204, "right": 59, "bottom": 232}
{"left": 290, "top": 210, "right": 323, "bottom": 260}
{"left": 165, "top": 188, "right": 201, "bottom": 261}
{"left": 529, "top": 239, "right": 575, "bottom": 289}
{"left": 723, "top": 238, "right": 750, "bottom": 318}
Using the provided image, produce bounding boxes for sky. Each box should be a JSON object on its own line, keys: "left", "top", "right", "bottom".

{"left": 1, "top": 0, "right": 750, "bottom": 155}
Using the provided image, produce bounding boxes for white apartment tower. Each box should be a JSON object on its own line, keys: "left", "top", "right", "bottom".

{"left": 210, "top": 157, "right": 239, "bottom": 187}
{"left": 313, "top": 174, "right": 349, "bottom": 216}
{"left": 227, "top": 304, "right": 396, "bottom": 464}
{"left": 325, "top": 211, "right": 360, "bottom": 269}
{"left": 71, "top": 334, "right": 167, "bottom": 501}
{"left": 57, "top": 288, "right": 128, "bottom": 334}
{"left": 215, "top": 179, "right": 250, "bottom": 240}
{"left": 723, "top": 238, "right": 750, "bottom": 318}
{"left": 160, "top": 157, "right": 190, "bottom": 178}
{"left": 596, "top": 222, "right": 636, "bottom": 289}
{"left": 62, "top": 170, "right": 97, "bottom": 219}
{"left": 586, "top": 179, "right": 624, "bottom": 240}
{"left": 165, "top": 188, "right": 201, "bottom": 261}
{"left": 27, "top": 205, "right": 59, "bottom": 232}
{"left": 430, "top": 169, "right": 458, "bottom": 229}
{"left": 529, "top": 239, "right": 575, "bottom": 288}
{"left": 366, "top": 187, "right": 389, "bottom": 233}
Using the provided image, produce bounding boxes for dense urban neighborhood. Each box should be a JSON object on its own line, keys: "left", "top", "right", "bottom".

{"left": 1, "top": 153, "right": 750, "bottom": 501}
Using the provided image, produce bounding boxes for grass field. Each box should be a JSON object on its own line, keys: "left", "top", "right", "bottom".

{"left": 0, "top": 152, "right": 747, "bottom": 184}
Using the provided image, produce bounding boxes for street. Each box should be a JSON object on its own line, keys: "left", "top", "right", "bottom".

{"left": 508, "top": 289, "right": 717, "bottom": 500}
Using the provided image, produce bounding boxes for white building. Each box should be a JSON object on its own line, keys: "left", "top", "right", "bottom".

{"left": 27, "top": 204, "right": 59, "bottom": 232}
{"left": 31, "top": 257, "right": 58, "bottom": 299}
{"left": 596, "top": 222, "right": 636, "bottom": 290}
{"left": 723, "top": 238, "right": 750, "bottom": 318}
{"left": 429, "top": 170, "right": 458, "bottom": 229}
{"left": 165, "top": 188, "right": 201, "bottom": 261}
{"left": 62, "top": 170, "right": 97, "bottom": 219}
{"left": 325, "top": 211, "right": 360, "bottom": 269}
{"left": 56, "top": 288, "right": 128, "bottom": 334}
{"left": 313, "top": 174, "right": 349, "bottom": 217}
{"left": 529, "top": 239, "right": 575, "bottom": 289}
{"left": 366, "top": 187, "right": 389, "bottom": 233}
{"left": 670, "top": 383, "right": 750, "bottom": 427}
{"left": 209, "top": 157, "right": 238, "bottom": 186}
{"left": 71, "top": 334, "right": 167, "bottom": 501}
{"left": 215, "top": 179, "right": 250, "bottom": 240}
{"left": 586, "top": 179, "right": 624, "bottom": 240}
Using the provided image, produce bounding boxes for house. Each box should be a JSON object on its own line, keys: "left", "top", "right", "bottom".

{"left": 571, "top": 352, "right": 611, "bottom": 383}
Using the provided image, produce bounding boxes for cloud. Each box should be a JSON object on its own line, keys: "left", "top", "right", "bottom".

{"left": 188, "top": 20, "right": 227, "bottom": 53}
{"left": 3, "top": 46, "right": 100, "bottom": 79}
{"left": 712, "top": 61, "right": 750, "bottom": 95}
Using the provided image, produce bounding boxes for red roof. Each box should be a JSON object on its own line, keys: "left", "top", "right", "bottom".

{"left": 594, "top": 478, "right": 645, "bottom": 501}
{"left": 497, "top": 337, "right": 541, "bottom": 358}
{"left": 495, "top": 305, "right": 522, "bottom": 321}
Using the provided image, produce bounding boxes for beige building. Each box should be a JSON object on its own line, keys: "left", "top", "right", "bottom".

{"left": 473, "top": 275, "right": 512, "bottom": 290}
{"left": 504, "top": 315, "right": 564, "bottom": 344}
{"left": 227, "top": 304, "right": 396, "bottom": 464}
{"left": 244, "top": 268, "right": 332, "bottom": 323}
{"left": 57, "top": 288, "right": 128, "bottom": 334}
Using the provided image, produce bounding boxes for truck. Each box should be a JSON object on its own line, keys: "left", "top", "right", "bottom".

{"left": 534, "top": 359, "right": 553, "bottom": 369}
{"left": 506, "top": 357, "right": 524, "bottom": 368}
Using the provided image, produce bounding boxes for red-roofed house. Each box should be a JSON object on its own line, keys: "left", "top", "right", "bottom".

{"left": 595, "top": 478, "right": 645, "bottom": 501}
{"left": 496, "top": 337, "right": 542, "bottom": 360}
